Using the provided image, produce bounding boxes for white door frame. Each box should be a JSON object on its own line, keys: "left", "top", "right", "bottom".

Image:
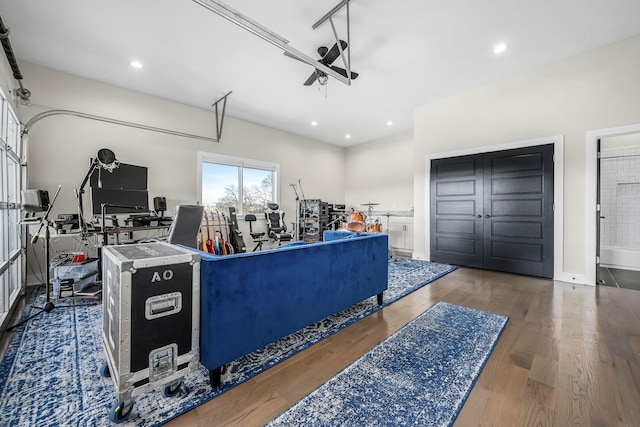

{"left": 584, "top": 123, "right": 640, "bottom": 285}
{"left": 425, "top": 135, "right": 564, "bottom": 280}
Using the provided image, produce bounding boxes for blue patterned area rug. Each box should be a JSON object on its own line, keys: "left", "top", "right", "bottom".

{"left": 267, "top": 301, "right": 508, "bottom": 427}
{"left": 0, "top": 258, "right": 456, "bottom": 426}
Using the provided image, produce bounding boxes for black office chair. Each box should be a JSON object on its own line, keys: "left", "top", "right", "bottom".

{"left": 265, "top": 202, "right": 293, "bottom": 245}
{"left": 244, "top": 214, "right": 268, "bottom": 251}
{"left": 166, "top": 204, "right": 205, "bottom": 249}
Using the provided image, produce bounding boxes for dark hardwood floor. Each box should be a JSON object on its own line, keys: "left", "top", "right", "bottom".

{"left": 162, "top": 268, "right": 640, "bottom": 426}
{"left": 2, "top": 268, "right": 639, "bottom": 426}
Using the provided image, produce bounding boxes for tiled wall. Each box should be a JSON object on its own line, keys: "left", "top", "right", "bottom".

{"left": 600, "top": 145, "right": 640, "bottom": 250}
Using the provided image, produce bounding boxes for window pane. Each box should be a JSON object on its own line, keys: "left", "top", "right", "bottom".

{"left": 9, "top": 259, "right": 20, "bottom": 303}
{"left": 0, "top": 271, "right": 7, "bottom": 320}
{"left": 6, "top": 109, "right": 19, "bottom": 157}
{"left": 200, "top": 154, "right": 278, "bottom": 216}
{"left": 243, "top": 168, "right": 273, "bottom": 214}
{"left": 7, "top": 158, "right": 19, "bottom": 253}
{"left": 202, "top": 162, "right": 239, "bottom": 212}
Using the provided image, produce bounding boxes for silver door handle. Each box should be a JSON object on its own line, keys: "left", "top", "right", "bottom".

{"left": 485, "top": 214, "right": 492, "bottom": 218}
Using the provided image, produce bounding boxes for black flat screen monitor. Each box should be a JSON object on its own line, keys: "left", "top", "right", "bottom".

{"left": 89, "top": 162, "right": 147, "bottom": 190}
{"left": 90, "top": 187, "right": 149, "bottom": 215}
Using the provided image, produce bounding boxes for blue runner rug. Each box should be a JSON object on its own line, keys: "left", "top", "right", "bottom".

{"left": 0, "top": 258, "right": 457, "bottom": 426}
{"left": 267, "top": 301, "right": 508, "bottom": 427}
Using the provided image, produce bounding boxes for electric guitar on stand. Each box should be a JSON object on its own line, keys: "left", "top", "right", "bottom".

{"left": 221, "top": 212, "right": 235, "bottom": 254}
{"left": 200, "top": 223, "right": 208, "bottom": 253}
{"left": 216, "top": 210, "right": 227, "bottom": 255}
{"left": 205, "top": 210, "right": 215, "bottom": 254}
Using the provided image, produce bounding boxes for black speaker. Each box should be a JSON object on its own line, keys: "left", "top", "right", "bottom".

{"left": 22, "top": 189, "right": 50, "bottom": 212}
{"left": 153, "top": 197, "right": 167, "bottom": 212}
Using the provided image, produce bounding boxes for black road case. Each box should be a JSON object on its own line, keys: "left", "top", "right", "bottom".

{"left": 100, "top": 242, "right": 200, "bottom": 422}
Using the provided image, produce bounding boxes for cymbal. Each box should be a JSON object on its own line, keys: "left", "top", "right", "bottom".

{"left": 360, "top": 202, "right": 380, "bottom": 206}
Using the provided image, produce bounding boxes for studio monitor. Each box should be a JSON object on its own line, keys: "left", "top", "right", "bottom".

{"left": 21, "top": 189, "right": 50, "bottom": 212}
{"left": 154, "top": 196, "right": 167, "bottom": 212}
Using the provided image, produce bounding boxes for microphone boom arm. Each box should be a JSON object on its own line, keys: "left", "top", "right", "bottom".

{"left": 76, "top": 159, "right": 99, "bottom": 237}
{"left": 31, "top": 185, "right": 62, "bottom": 245}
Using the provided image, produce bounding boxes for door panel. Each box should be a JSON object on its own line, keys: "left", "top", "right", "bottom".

{"left": 490, "top": 151, "right": 543, "bottom": 173}
{"left": 430, "top": 144, "right": 554, "bottom": 278}
{"left": 436, "top": 199, "right": 477, "bottom": 215}
{"left": 437, "top": 218, "right": 476, "bottom": 234}
{"left": 490, "top": 199, "right": 543, "bottom": 216}
{"left": 435, "top": 236, "right": 478, "bottom": 254}
{"left": 436, "top": 180, "right": 476, "bottom": 196}
{"left": 491, "top": 220, "right": 542, "bottom": 239}
{"left": 491, "top": 241, "right": 543, "bottom": 261}
{"left": 430, "top": 155, "right": 484, "bottom": 268}
{"left": 483, "top": 145, "right": 554, "bottom": 278}
{"left": 492, "top": 176, "right": 543, "bottom": 194}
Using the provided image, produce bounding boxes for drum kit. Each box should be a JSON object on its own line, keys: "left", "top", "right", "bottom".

{"left": 338, "top": 202, "right": 398, "bottom": 260}
{"left": 342, "top": 202, "right": 383, "bottom": 233}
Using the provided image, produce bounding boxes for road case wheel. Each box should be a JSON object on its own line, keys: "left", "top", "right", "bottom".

{"left": 163, "top": 380, "right": 183, "bottom": 397}
{"left": 99, "top": 361, "right": 111, "bottom": 378}
{"left": 108, "top": 400, "right": 134, "bottom": 423}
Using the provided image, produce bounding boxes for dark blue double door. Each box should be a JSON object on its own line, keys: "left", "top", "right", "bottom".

{"left": 430, "top": 144, "right": 554, "bottom": 278}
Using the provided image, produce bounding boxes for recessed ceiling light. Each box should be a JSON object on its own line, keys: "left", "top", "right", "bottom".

{"left": 493, "top": 43, "right": 508, "bottom": 54}
{"left": 311, "top": 121, "right": 318, "bottom": 126}
{"left": 386, "top": 121, "right": 393, "bottom": 126}
{"left": 130, "top": 60, "right": 143, "bottom": 69}
{"left": 345, "top": 134, "right": 351, "bottom": 139}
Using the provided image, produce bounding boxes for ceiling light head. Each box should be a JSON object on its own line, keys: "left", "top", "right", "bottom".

{"left": 386, "top": 121, "right": 393, "bottom": 126}
{"left": 345, "top": 134, "right": 351, "bottom": 139}
{"left": 493, "top": 43, "right": 508, "bottom": 54}
{"left": 129, "top": 60, "right": 143, "bottom": 69}
{"left": 311, "top": 121, "right": 318, "bottom": 126}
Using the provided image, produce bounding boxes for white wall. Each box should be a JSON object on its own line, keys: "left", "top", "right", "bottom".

{"left": 17, "top": 62, "right": 346, "bottom": 251}
{"left": 412, "top": 35, "right": 640, "bottom": 283}
{"left": 344, "top": 131, "right": 414, "bottom": 212}
{"left": 344, "top": 131, "right": 415, "bottom": 251}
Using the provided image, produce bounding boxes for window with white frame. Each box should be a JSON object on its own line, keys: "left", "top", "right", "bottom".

{"left": 198, "top": 152, "right": 279, "bottom": 215}
{"left": 1, "top": 87, "right": 24, "bottom": 329}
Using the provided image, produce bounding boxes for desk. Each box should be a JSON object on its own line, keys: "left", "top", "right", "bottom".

{"left": 25, "top": 222, "right": 172, "bottom": 259}
{"left": 23, "top": 222, "right": 172, "bottom": 298}
{"left": 89, "top": 224, "right": 172, "bottom": 245}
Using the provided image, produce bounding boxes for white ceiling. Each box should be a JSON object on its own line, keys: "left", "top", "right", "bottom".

{"left": 2, "top": 0, "right": 640, "bottom": 147}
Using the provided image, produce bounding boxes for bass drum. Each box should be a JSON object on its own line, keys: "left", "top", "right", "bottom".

{"left": 347, "top": 212, "right": 366, "bottom": 232}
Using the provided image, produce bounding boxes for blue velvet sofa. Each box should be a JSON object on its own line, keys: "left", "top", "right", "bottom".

{"left": 197, "top": 232, "right": 388, "bottom": 386}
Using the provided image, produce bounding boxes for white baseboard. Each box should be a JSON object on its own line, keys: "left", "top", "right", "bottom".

{"left": 555, "top": 272, "right": 591, "bottom": 286}
{"left": 412, "top": 256, "right": 592, "bottom": 286}
{"left": 411, "top": 252, "right": 428, "bottom": 260}
{"left": 600, "top": 246, "right": 640, "bottom": 271}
